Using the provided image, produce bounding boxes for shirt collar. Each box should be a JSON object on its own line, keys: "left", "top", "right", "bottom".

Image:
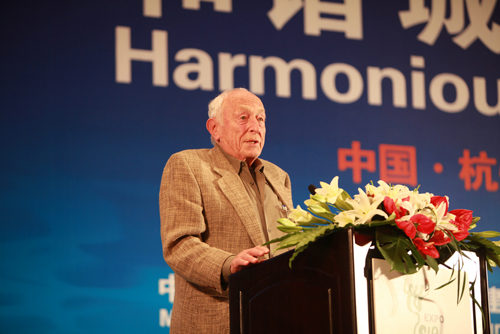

{"left": 215, "top": 142, "right": 264, "bottom": 175}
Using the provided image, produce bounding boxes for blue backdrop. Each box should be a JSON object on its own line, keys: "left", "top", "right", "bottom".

{"left": 1, "top": 1, "right": 499, "bottom": 333}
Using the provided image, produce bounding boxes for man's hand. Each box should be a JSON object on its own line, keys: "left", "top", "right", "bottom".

{"left": 230, "top": 246, "right": 269, "bottom": 274}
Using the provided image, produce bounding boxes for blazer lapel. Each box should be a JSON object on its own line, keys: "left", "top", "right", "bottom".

{"left": 210, "top": 147, "right": 265, "bottom": 247}
{"left": 263, "top": 164, "right": 293, "bottom": 211}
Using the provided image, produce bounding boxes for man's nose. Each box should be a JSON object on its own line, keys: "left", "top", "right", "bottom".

{"left": 248, "top": 118, "right": 259, "bottom": 132}
{"left": 248, "top": 117, "right": 261, "bottom": 132}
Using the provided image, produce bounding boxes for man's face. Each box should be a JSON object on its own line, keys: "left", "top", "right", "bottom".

{"left": 212, "top": 90, "right": 266, "bottom": 166}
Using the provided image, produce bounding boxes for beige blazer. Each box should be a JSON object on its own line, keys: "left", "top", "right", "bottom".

{"left": 159, "top": 145, "right": 293, "bottom": 334}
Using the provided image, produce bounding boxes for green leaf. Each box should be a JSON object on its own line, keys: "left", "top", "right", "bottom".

{"left": 487, "top": 259, "right": 494, "bottom": 272}
{"left": 339, "top": 189, "right": 352, "bottom": 201}
{"left": 287, "top": 224, "right": 338, "bottom": 267}
{"left": 435, "top": 277, "right": 456, "bottom": 290}
{"left": 334, "top": 190, "right": 353, "bottom": 211}
{"left": 276, "top": 218, "right": 305, "bottom": 233}
{"left": 297, "top": 216, "right": 330, "bottom": 227}
{"left": 375, "top": 227, "right": 422, "bottom": 275}
{"left": 273, "top": 241, "right": 300, "bottom": 252}
{"left": 365, "top": 214, "right": 396, "bottom": 227}
{"left": 459, "top": 269, "right": 468, "bottom": 304}
{"left": 425, "top": 255, "right": 439, "bottom": 273}
{"left": 468, "top": 280, "right": 488, "bottom": 332}
{"left": 463, "top": 234, "right": 500, "bottom": 268}
{"left": 413, "top": 245, "right": 427, "bottom": 269}
{"left": 467, "top": 216, "right": 480, "bottom": 231}
{"left": 264, "top": 231, "right": 302, "bottom": 246}
{"left": 277, "top": 218, "right": 297, "bottom": 227}
{"left": 289, "top": 245, "right": 307, "bottom": 264}
{"left": 470, "top": 231, "right": 500, "bottom": 238}
{"left": 272, "top": 231, "right": 313, "bottom": 249}
{"left": 307, "top": 204, "right": 336, "bottom": 222}
{"left": 277, "top": 225, "right": 305, "bottom": 233}
{"left": 310, "top": 194, "right": 327, "bottom": 203}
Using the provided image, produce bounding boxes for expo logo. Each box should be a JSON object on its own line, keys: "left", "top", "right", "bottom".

{"left": 419, "top": 313, "right": 444, "bottom": 334}
{"left": 424, "top": 313, "right": 444, "bottom": 323}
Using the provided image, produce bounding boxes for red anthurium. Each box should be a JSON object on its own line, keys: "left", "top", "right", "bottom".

{"left": 413, "top": 237, "right": 439, "bottom": 258}
{"left": 396, "top": 219, "right": 416, "bottom": 239}
{"left": 429, "top": 230, "right": 451, "bottom": 246}
{"left": 411, "top": 214, "right": 436, "bottom": 234}
{"left": 449, "top": 209, "right": 473, "bottom": 230}
{"left": 451, "top": 229, "right": 469, "bottom": 241}
{"left": 383, "top": 196, "right": 407, "bottom": 219}
{"left": 383, "top": 196, "right": 396, "bottom": 214}
{"left": 448, "top": 209, "right": 473, "bottom": 241}
{"left": 431, "top": 196, "right": 449, "bottom": 214}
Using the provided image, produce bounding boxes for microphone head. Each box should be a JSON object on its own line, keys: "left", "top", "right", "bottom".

{"left": 308, "top": 184, "right": 316, "bottom": 195}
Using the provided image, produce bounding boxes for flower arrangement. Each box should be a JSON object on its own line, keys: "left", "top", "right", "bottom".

{"left": 268, "top": 177, "right": 500, "bottom": 276}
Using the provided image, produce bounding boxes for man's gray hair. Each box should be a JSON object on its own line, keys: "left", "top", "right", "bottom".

{"left": 208, "top": 88, "right": 250, "bottom": 119}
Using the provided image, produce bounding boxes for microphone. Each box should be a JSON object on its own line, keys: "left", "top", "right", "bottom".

{"left": 308, "top": 184, "right": 316, "bottom": 195}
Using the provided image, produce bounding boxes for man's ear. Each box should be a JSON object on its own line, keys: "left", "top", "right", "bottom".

{"left": 206, "top": 118, "right": 219, "bottom": 142}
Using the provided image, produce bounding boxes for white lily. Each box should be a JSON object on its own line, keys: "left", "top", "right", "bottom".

{"left": 334, "top": 211, "right": 360, "bottom": 227}
{"left": 433, "top": 201, "right": 458, "bottom": 232}
{"left": 408, "top": 192, "right": 433, "bottom": 211}
{"left": 366, "top": 180, "right": 411, "bottom": 201}
{"left": 315, "top": 176, "right": 343, "bottom": 204}
{"left": 288, "top": 205, "right": 313, "bottom": 224}
{"left": 344, "top": 188, "right": 388, "bottom": 224}
{"left": 304, "top": 197, "right": 329, "bottom": 213}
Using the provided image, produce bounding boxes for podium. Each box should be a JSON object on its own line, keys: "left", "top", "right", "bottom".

{"left": 229, "top": 228, "right": 357, "bottom": 333}
{"left": 229, "top": 228, "right": 491, "bottom": 334}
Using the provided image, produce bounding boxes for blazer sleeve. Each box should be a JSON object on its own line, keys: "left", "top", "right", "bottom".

{"left": 159, "top": 152, "right": 232, "bottom": 294}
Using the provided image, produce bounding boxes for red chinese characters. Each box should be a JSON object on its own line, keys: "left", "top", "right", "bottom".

{"left": 459, "top": 149, "right": 499, "bottom": 192}
{"left": 338, "top": 141, "right": 417, "bottom": 186}
{"left": 379, "top": 144, "right": 417, "bottom": 187}
{"left": 338, "top": 142, "right": 499, "bottom": 192}
{"left": 338, "top": 141, "right": 376, "bottom": 184}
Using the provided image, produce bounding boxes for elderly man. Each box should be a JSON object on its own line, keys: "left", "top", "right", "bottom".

{"left": 159, "top": 88, "right": 293, "bottom": 333}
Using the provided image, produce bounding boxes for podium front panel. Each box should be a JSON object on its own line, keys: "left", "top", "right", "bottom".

{"left": 229, "top": 228, "right": 357, "bottom": 334}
